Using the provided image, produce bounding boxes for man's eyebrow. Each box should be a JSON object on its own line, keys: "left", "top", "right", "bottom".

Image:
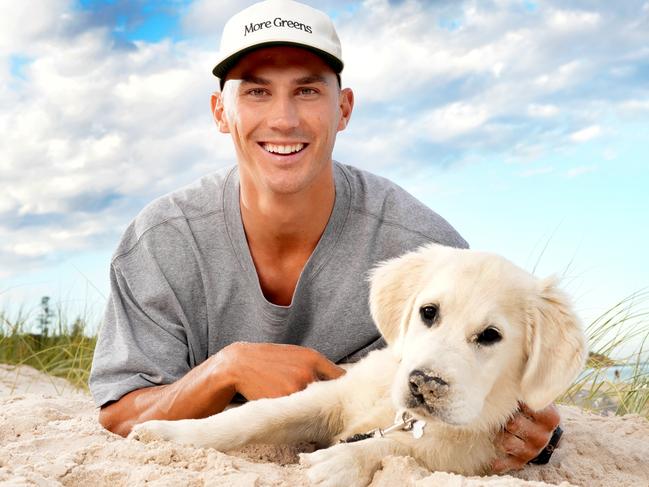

{"left": 294, "top": 74, "right": 328, "bottom": 85}
{"left": 240, "top": 75, "right": 271, "bottom": 85}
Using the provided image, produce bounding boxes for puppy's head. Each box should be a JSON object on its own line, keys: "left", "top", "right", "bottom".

{"left": 369, "top": 243, "right": 586, "bottom": 431}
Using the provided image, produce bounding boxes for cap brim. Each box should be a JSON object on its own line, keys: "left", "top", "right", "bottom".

{"left": 212, "top": 41, "right": 343, "bottom": 80}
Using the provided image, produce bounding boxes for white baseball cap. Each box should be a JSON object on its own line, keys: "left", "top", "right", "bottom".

{"left": 212, "top": 0, "right": 344, "bottom": 80}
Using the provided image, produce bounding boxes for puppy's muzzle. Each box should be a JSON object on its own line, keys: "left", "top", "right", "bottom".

{"left": 408, "top": 369, "right": 449, "bottom": 406}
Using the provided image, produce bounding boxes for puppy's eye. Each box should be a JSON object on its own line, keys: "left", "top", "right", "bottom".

{"left": 476, "top": 327, "right": 502, "bottom": 346}
{"left": 419, "top": 304, "right": 439, "bottom": 327}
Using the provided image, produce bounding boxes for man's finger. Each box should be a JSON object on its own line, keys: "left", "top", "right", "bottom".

{"left": 506, "top": 409, "right": 555, "bottom": 451}
{"left": 494, "top": 430, "right": 522, "bottom": 453}
{"left": 505, "top": 412, "right": 535, "bottom": 441}
{"left": 500, "top": 430, "right": 542, "bottom": 460}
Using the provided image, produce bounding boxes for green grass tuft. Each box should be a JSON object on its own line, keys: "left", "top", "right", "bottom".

{"left": 0, "top": 309, "right": 96, "bottom": 390}
{"left": 559, "top": 289, "right": 649, "bottom": 417}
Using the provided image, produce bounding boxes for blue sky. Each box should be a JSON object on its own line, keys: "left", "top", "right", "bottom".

{"left": 1, "top": 0, "right": 648, "bottom": 351}
{"left": 76, "top": 0, "right": 189, "bottom": 42}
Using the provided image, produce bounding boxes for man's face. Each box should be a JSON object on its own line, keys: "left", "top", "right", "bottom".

{"left": 212, "top": 46, "right": 353, "bottom": 196}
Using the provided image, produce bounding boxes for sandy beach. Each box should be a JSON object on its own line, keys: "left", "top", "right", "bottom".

{"left": 1, "top": 364, "right": 648, "bottom": 487}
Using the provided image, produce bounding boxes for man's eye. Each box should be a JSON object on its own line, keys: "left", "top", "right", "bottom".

{"left": 298, "top": 87, "right": 318, "bottom": 96}
{"left": 246, "top": 88, "right": 268, "bottom": 97}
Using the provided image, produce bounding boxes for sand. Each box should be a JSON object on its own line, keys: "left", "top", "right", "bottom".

{"left": 1, "top": 364, "right": 648, "bottom": 487}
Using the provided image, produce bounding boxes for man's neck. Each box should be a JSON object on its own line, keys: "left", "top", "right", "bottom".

{"left": 238, "top": 167, "right": 336, "bottom": 258}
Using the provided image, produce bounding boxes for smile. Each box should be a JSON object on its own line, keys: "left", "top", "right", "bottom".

{"left": 261, "top": 142, "right": 307, "bottom": 155}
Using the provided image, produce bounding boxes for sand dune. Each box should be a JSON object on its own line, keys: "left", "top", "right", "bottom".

{"left": 1, "top": 364, "right": 648, "bottom": 487}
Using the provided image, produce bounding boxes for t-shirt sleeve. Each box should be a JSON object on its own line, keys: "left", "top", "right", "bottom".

{"left": 88, "top": 242, "right": 196, "bottom": 407}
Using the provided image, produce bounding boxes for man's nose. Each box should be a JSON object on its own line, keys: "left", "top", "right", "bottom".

{"left": 267, "top": 96, "right": 300, "bottom": 132}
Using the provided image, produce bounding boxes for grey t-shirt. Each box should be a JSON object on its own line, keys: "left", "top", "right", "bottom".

{"left": 88, "top": 162, "right": 468, "bottom": 407}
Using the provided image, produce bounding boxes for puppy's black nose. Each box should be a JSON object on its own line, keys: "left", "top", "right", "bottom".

{"left": 408, "top": 369, "right": 449, "bottom": 402}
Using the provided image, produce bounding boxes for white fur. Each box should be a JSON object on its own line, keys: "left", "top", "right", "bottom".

{"left": 130, "top": 243, "right": 587, "bottom": 486}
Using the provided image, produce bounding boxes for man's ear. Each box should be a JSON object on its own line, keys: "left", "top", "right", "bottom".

{"left": 368, "top": 246, "right": 432, "bottom": 350}
{"left": 520, "top": 276, "right": 587, "bottom": 410}
{"left": 337, "top": 87, "right": 354, "bottom": 131}
{"left": 211, "top": 92, "right": 230, "bottom": 133}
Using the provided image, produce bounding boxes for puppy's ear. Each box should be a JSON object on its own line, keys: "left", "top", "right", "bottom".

{"left": 368, "top": 247, "right": 431, "bottom": 350}
{"left": 520, "top": 276, "right": 587, "bottom": 410}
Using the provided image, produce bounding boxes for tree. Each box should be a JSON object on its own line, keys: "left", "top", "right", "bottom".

{"left": 37, "top": 296, "right": 54, "bottom": 337}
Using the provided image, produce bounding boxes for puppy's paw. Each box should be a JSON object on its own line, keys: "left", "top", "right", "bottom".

{"left": 128, "top": 420, "right": 175, "bottom": 443}
{"left": 299, "top": 443, "right": 375, "bottom": 487}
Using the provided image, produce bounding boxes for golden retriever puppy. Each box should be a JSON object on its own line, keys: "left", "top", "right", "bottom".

{"left": 130, "top": 243, "right": 587, "bottom": 486}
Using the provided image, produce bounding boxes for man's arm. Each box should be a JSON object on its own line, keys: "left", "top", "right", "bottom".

{"left": 99, "top": 342, "right": 345, "bottom": 437}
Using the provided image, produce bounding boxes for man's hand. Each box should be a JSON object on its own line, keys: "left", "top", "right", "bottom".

{"left": 491, "top": 402, "right": 561, "bottom": 473}
{"left": 221, "top": 342, "right": 346, "bottom": 401}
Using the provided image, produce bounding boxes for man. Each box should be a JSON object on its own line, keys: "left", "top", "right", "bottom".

{"left": 89, "top": 0, "right": 561, "bottom": 473}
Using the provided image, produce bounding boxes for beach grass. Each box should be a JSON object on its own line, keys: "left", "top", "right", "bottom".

{"left": 1, "top": 292, "right": 648, "bottom": 417}
{"left": 559, "top": 289, "right": 649, "bottom": 417}
{"left": 0, "top": 307, "right": 96, "bottom": 390}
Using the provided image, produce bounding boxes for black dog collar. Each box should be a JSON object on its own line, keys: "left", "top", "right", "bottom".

{"left": 530, "top": 425, "right": 563, "bottom": 465}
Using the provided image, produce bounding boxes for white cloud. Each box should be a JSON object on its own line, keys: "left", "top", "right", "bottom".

{"left": 548, "top": 10, "right": 601, "bottom": 31}
{"left": 620, "top": 99, "right": 649, "bottom": 112}
{"left": 338, "top": 3, "right": 535, "bottom": 102}
{"left": 419, "top": 102, "right": 490, "bottom": 142}
{"left": 570, "top": 125, "right": 602, "bottom": 143}
{"left": 0, "top": 0, "right": 70, "bottom": 54}
{"left": 533, "top": 60, "right": 587, "bottom": 92}
{"left": 528, "top": 104, "right": 560, "bottom": 117}
{"left": 10, "top": 241, "right": 54, "bottom": 258}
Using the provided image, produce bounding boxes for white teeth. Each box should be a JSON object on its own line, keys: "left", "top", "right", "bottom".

{"left": 263, "top": 143, "right": 304, "bottom": 154}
